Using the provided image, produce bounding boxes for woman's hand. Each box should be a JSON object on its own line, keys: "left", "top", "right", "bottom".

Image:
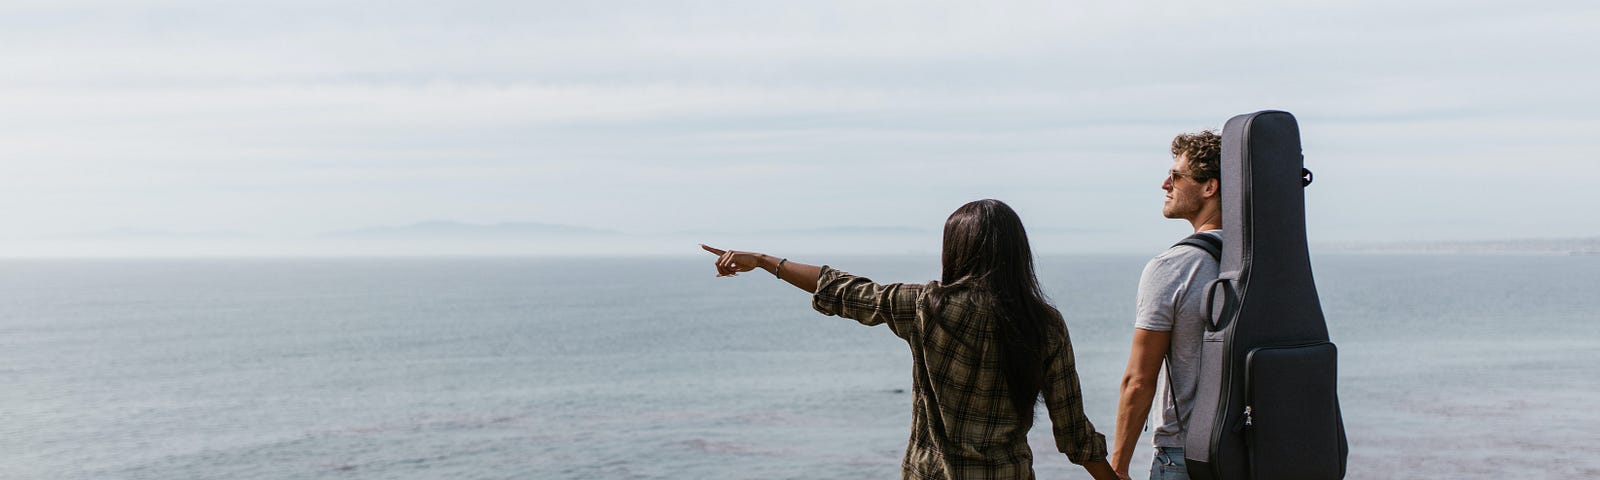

{"left": 700, "top": 244, "right": 766, "bottom": 277}
{"left": 699, "top": 244, "right": 822, "bottom": 293}
{"left": 1081, "top": 459, "right": 1122, "bottom": 480}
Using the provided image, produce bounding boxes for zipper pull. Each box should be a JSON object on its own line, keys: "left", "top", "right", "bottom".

{"left": 1243, "top": 406, "right": 1253, "bottom": 427}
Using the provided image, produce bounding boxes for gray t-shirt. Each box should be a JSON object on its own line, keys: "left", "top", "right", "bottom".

{"left": 1134, "top": 229, "right": 1221, "bottom": 448}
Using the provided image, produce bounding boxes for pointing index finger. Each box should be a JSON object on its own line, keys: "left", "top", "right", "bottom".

{"left": 700, "top": 244, "right": 727, "bottom": 255}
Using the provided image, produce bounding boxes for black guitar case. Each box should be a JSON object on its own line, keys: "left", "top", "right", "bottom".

{"left": 1185, "top": 110, "right": 1348, "bottom": 479}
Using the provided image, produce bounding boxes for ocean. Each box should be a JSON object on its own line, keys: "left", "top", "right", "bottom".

{"left": 3, "top": 254, "right": 1597, "bottom": 479}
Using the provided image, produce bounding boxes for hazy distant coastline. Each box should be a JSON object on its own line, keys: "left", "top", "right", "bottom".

{"left": 319, "top": 221, "right": 619, "bottom": 239}
{"left": 1317, "top": 237, "right": 1600, "bottom": 255}
{"left": 6, "top": 221, "right": 1596, "bottom": 257}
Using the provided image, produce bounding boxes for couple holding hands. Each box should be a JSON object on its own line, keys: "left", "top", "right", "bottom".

{"left": 700, "top": 130, "right": 1224, "bottom": 480}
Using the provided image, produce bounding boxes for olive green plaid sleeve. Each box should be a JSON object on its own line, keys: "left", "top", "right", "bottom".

{"left": 1040, "top": 330, "right": 1110, "bottom": 464}
{"left": 810, "top": 266, "right": 925, "bottom": 340}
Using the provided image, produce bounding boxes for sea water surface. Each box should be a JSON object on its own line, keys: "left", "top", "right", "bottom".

{"left": 2, "top": 255, "right": 1597, "bottom": 479}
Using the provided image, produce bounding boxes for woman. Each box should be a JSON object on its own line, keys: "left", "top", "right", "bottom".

{"left": 702, "top": 199, "right": 1117, "bottom": 480}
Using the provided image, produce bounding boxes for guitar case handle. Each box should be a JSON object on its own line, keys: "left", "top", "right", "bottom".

{"left": 1204, "top": 276, "right": 1238, "bottom": 332}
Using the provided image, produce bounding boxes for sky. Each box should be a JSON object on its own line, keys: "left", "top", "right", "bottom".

{"left": 2, "top": 0, "right": 1596, "bottom": 256}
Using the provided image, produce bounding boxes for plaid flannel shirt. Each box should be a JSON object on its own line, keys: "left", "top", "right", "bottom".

{"left": 812, "top": 266, "right": 1109, "bottom": 480}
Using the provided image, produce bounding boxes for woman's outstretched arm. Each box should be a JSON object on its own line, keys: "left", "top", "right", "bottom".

{"left": 700, "top": 244, "right": 820, "bottom": 293}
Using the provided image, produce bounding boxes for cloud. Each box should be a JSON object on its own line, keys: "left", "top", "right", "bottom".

{"left": 1, "top": 0, "right": 1596, "bottom": 254}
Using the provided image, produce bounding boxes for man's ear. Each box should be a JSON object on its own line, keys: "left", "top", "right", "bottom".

{"left": 1203, "top": 178, "right": 1220, "bottom": 198}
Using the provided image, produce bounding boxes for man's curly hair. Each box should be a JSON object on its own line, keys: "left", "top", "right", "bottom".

{"left": 1171, "top": 130, "right": 1221, "bottom": 182}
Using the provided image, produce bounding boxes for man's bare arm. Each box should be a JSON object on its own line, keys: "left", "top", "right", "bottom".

{"left": 1111, "top": 328, "right": 1171, "bottom": 478}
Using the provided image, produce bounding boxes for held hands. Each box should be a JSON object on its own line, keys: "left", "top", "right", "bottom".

{"left": 1080, "top": 459, "right": 1124, "bottom": 480}
{"left": 700, "top": 244, "right": 765, "bottom": 277}
{"left": 1110, "top": 458, "right": 1132, "bottom": 480}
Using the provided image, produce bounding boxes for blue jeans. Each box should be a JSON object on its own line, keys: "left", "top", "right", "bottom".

{"left": 1149, "top": 447, "right": 1189, "bottom": 480}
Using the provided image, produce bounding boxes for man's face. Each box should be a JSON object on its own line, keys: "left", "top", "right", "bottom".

{"left": 1162, "top": 154, "right": 1204, "bottom": 220}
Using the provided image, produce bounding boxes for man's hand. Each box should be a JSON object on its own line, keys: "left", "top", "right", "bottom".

{"left": 700, "top": 244, "right": 765, "bottom": 277}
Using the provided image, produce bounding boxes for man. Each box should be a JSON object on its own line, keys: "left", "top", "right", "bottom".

{"left": 1110, "top": 130, "right": 1223, "bottom": 480}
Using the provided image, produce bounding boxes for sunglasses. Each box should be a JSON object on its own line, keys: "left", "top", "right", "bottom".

{"left": 1168, "top": 170, "right": 1213, "bottom": 184}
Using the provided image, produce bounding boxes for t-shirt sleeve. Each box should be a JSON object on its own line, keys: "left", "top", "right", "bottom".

{"left": 1134, "top": 253, "right": 1189, "bottom": 332}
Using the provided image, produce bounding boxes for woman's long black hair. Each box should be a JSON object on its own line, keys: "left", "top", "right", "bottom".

{"left": 927, "top": 199, "right": 1064, "bottom": 419}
